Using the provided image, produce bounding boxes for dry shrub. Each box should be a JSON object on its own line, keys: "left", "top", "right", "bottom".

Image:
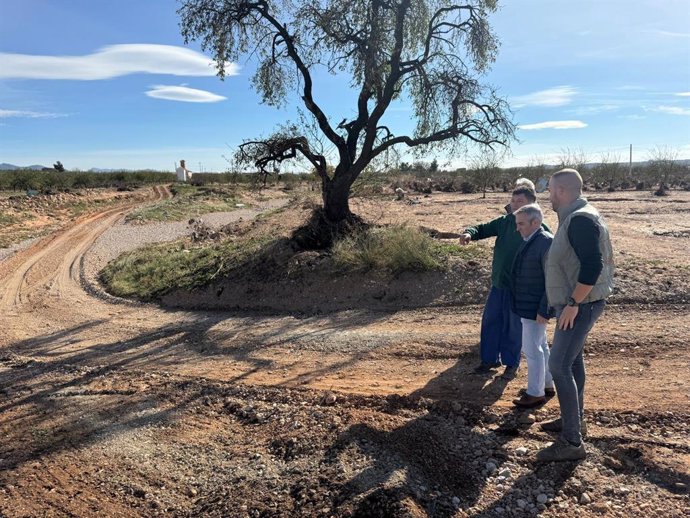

{"left": 332, "top": 224, "right": 443, "bottom": 273}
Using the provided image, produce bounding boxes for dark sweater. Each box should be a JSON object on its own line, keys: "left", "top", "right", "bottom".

{"left": 510, "top": 228, "right": 553, "bottom": 319}
{"left": 568, "top": 216, "right": 603, "bottom": 285}
{"left": 465, "top": 215, "right": 551, "bottom": 290}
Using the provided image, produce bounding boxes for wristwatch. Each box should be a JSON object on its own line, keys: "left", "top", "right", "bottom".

{"left": 567, "top": 297, "right": 579, "bottom": 307}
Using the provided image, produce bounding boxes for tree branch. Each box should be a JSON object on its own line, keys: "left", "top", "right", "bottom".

{"left": 254, "top": 3, "right": 348, "bottom": 158}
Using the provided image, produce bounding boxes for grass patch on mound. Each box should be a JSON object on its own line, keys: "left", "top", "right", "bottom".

{"left": 0, "top": 211, "right": 35, "bottom": 248}
{"left": 101, "top": 214, "right": 490, "bottom": 302}
{"left": 67, "top": 197, "right": 115, "bottom": 217}
{"left": 332, "top": 225, "right": 483, "bottom": 273}
{"left": 100, "top": 235, "right": 271, "bottom": 300}
{"left": 126, "top": 184, "right": 242, "bottom": 223}
{"left": 434, "top": 241, "right": 488, "bottom": 260}
{"left": 0, "top": 212, "right": 21, "bottom": 226}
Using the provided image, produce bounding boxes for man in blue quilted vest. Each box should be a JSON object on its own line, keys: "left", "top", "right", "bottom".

{"left": 510, "top": 203, "right": 555, "bottom": 408}
{"left": 536, "top": 169, "right": 614, "bottom": 462}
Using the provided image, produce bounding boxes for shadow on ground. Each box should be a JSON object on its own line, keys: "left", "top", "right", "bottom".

{"left": 1, "top": 312, "right": 688, "bottom": 516}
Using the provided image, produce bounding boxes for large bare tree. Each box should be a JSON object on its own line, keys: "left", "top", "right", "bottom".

{"left": 179, "top": 0, "right": 514, "bottom": 239}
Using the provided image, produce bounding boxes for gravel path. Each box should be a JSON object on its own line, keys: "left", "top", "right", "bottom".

{"left": 0, "top": 237, "right": 41, "bottom": 262}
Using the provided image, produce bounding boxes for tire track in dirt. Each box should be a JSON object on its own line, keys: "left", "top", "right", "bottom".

{"left": 0, "top": 206, "right": 129, "bottom": 310}
{"left": 0, "top": 185, "right": 169, "bottom": 312}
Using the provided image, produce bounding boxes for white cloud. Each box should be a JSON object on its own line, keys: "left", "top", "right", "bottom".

{"left": 652, "top": 30, "right": 690, "bottom": 39}
{"left": 145, "top": 85, "right": 227, "bottom": 103}
{"left": 615, "top": 85, "right": 645, "bottom": 91}
{"left": 0, "top": 44, "right": 239, "bottom": 80}
{"left": 675, "top": 92, "right": 690, "bottom": 97}
{"left": 511, "top": 86, "right": 577, "bottom": 108}
{"left": 518, "top": 120, "right": 588, "bottom": 130}
{"left": 0, "top": 108, "right": 67, "bottom": 118}
{"left": 655, "top": 105, "right": 690, "bottom": 116}
{"left": 569, "top": 104, "right": 619, "bottom": 115}
{"left": 619, "top": 114, "right": 646, "bottom": 120}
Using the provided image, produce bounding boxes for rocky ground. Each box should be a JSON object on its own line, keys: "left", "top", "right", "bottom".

{"left": 0, "top": 187, "right": 688, "bottom": 517}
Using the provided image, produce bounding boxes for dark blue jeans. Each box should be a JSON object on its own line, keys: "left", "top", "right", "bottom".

{"left": 479, "top": 287, "right": 522, "bottom": 368}
{"left": 549, "top": 300, "right": 606, "bottom": 444}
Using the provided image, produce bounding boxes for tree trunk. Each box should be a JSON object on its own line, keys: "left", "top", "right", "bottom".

{"left": 291, "top": 173, "right": 363, "bottom": 250}
{"left": 322, "top": 176, "right": 353, "bottom": 222}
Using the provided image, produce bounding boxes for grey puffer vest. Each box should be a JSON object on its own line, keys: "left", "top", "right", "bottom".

{"left": 545, "top": 197, "right": 614, "bottom": 307}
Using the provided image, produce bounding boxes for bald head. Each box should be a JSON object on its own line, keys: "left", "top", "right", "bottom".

{"left": 551, "top": 169, "right": 583, "bottom": 196}
{"left": 549, "top": 168, "right": 583, "bottom": 210}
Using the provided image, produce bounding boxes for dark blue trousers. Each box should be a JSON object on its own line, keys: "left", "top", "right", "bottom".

{"left": 480, "top": 287, "right": 522, "bottom": 368}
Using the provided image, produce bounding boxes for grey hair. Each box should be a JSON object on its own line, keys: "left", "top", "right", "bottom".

{"left": 514, "top": 203, "right": 543, "bottom": 223}
{"left": 515, "top": 177, "right": 536, "bottom": 191}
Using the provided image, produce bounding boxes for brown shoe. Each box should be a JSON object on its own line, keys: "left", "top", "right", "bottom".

{"left": 518, "top": 387, "right": 556, "bottom": 398}
{"left": 512, "top": 394, "right": 546, "bottom": 408}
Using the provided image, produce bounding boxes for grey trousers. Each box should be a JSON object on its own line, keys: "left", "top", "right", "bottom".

{"left": 549, "top": 300, "right": 606, "bottom": 444}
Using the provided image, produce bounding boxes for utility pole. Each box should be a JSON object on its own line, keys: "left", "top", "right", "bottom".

{"left": 629, "top": 144, "right": 633, "bottom": 178}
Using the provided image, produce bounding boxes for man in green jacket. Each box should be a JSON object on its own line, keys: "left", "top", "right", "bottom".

{"left": 460, "top": 186, "right": 541, "bottom": 380}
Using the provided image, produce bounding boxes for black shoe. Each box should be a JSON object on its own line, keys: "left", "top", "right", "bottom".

{"left": 473, "top": 362, "right": 501, "bottom": 374}
{"left": 501, "top": 366, "right": 519, "bottom": 380}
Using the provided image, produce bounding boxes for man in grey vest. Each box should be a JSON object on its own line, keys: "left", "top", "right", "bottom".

{"left": 536, "top": 169, "right": 614, "bottom": 462}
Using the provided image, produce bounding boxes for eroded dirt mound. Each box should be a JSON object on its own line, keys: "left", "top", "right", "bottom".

{"left": 156, "top": 192, "right": 690, "bottom": 313}
{"left": 162, "top": 250, "right": 491, "bottom": 314}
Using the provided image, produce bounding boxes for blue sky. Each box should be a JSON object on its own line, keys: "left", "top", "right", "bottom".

{"left": 0, "top": 0, "right": 688, "bottom": 171}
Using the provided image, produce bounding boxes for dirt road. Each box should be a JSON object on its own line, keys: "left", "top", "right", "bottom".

{"left": 0, "top": 187, "right": 688, "bottom": 517}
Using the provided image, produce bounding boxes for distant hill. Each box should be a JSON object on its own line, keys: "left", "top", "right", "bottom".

{"left": 0, "top": 164, "right": 144, "bottom": 172}
{"left": 88, "top": 168, "right": 133, "bottom": 173}
{"left": 580, "top": 159, "right": 690, "bottom": 169}
{"left": 0, "top": 164, "right": 150, "bottom": 173}
{"left": 0, "top": 163, "right": 48, "bottom": 171}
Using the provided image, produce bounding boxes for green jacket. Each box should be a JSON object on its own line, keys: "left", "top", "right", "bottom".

{"left": 465, "top": 214, "right": 551, "bottom": 290}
